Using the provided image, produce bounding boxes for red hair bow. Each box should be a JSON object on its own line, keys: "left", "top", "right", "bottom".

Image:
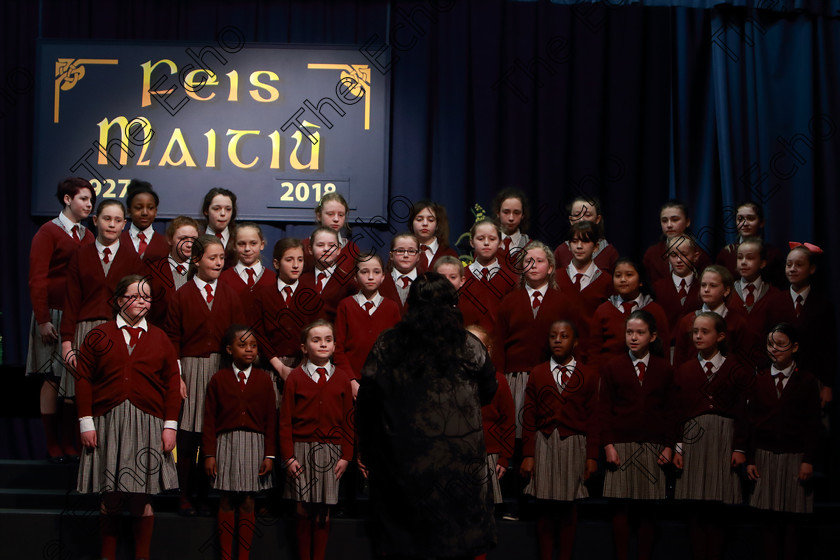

{"left": 788, "top": 241, "right": 824, "bottom": 254}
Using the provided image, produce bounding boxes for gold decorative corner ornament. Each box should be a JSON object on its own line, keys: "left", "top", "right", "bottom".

{"left": 54, "top": 58, "right": 119, "bottom": 123}
{"left": 307, "top": 63, "right": 371, "bottom": 130}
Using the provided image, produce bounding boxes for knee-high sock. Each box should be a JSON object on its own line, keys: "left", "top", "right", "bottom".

{"left": 132, "top": 515, "right": 154, "bottom": 559}
{"left": 218, "top": 510, "right": 235, "bottom": 560}
{"left": 557, "top": 504, "right": 577, "bottom": 560}
{"left": 312, "top": 518, "right": 330, "bottom": 560}
{"left": 238, "top": 511, "right": 256, "bottom": 560}
{"left": 100, "top": 514, "right": 119, "bottom": 560}
{"left": 296, "top": 516, "right": 312, "bottom": 560}
{"left": 612, "top": 509, "right": 629, "bottom": 560}
{"left": 637, "top": 516, "right": 655, "bottom": 560}
{"left": 536, "top": 515, "right": 555, "bottom": 560}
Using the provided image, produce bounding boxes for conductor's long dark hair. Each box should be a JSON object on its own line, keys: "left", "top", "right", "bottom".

{"left": 379, "top": 272, "right": 466, "bottom": 377}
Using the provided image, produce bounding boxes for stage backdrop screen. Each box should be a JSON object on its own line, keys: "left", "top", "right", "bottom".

{"left": 34, "top": 36, "right": 390, "bottom": 221}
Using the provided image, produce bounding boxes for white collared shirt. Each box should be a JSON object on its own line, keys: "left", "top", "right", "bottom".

{"left": 526, "top": 282, "right": 548, "bottom": 302}
{"left": 613, "top": 294, "right": 643, "bottom": 313}
{"left": 739, "top": 276, "right": 764, "bottom": 295}
{"left": 771, "top": 361, "right": 796, "bottom": 390}
{"left": 116, "top": 314, "right": 148, "bottom": 345}
{"left": 353, "top": 292, "right": 383, "bottom": 314}
{"left": 392, "top": 267, "right": 418, "bottom": 284}
{"left": 550, "top": 357, "right": 576, "bottom": 391}
{"left": 277, "top": 278, "right": 299, "bottom": 295}
{"left": 235, "top": 261, "right": 264, "bottom": 284}
{"left": 95, "top": 239, "right": 120, "bottom": 262}
{"left": 469, "top": 259, "right": 501, "bottom": 281}
{"left": 233, "top": 364, "right": 253, "bottom": 384}
{"left": 629, "top": 351, "right": 650, "bottom": 379}
{"left": 790, "top": 285, "right": 811, "bottom": 306}
{"left": 698, "top": 351, "right": 725, "bottom": 376}
{"left": 566, "top": 261, "right": 598, "bottom": 291}
{"left": 193, "top": 275, "right": 218, "bottom": 298}
{"left": 502, "top": 231, "right": 524, "bottom": 249}
{"left": 58, "top": 212, "right": 81, "bottom": 238}
{"left": 672, "top": 272, "right": 694, "bottom": 291}
{"left": 303, "top": 360, "right": 335, "bottom": 383}
{"left": 700, "top": 302, "right": 728, "bottom": 318}
{"left": 168, "top": 255, "right": 189, "bottom": 276}
{"left": 420, "top": 238, "right": 439, "bottom": 262}
{"left": 129, "top": 223, "right": 156, "bottom": 254}
{"left": 314, "top": 264, "right": 337, "bottom": 285}
{"left": 207, "top": 225, "right": 230, "bottom": 247}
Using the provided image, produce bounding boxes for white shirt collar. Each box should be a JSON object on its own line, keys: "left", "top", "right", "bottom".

{"left": 672, "top": 272, "right": 694, "bottom": 289}
{"left": 233, "top": 364, "right": 253, "bottom": 383}
{"left": 771, "top": 361, "right": 795, "bottom": 380}
{"left": 314, "top": 263, "right": 337, "bottom": 279}
{"left": 740, "top": 276, "right": 764, "bottom": 292}
{"left": 392, "top": 267, "right": 418, "bottom": 282}
{"left": 567, "top": 260, "right": 598, "bottom": 280}
{"left": 550, "top": 357, "right": 576, "bottom": 388}
{"left": 698, "top": 351, "right": 725, "bottom": 373}
{"left": 95, "top": 239, "right": 120, "bottom": 257}
{"left": 235, "top": 261, "right": 264, "bottom": 281}
{"left": 629, "top": 351, "right": 650, "bottom": 369}
{"left": 353, "top": 292, "right": 383, "bottom": 310}
{"left": 303, "top": 360, "right": 334, "bottom": 382}
{"left": 168, "top": 255, "right": 188, "bottom": 273}
{"left": 701, "top": 302, "right": 728, "bottom": 317}
{"left": 420, "top": 237, "right": 439, "bottom": 257}
{"left": 469, "top": 259, "right": 501, "bottom": 279}
{"left": 790, "top": 285, "right": 811, "bottom": 303}
{"left": 130, "top": 223, "right": 155, "bottom": 239}
{"left": 58, "top": 212, "right": 80, "bottom": 236}
{"left": 526, "top": 282, "right": 548, "bottom": 299}
{"left": 277, "top": 278, "right": 299, "bottom": 293}
{"left": 207, "top": 225, "right": 229, "bottom": 246}
{"left": 502, "top": 231, "right": 523, "bottom": 247}
{"left": 116, "top": 314, "right": 148, "bottom": 332}
{"left": 193, "top": 275, "right": 217, "bottom": 293}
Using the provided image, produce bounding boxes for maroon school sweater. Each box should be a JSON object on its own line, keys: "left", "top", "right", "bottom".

{"left": 202, "top": 367, "right": 277, "bottom": 458}
{"left": 29, "top": 220, "right": 95, "bottom": 323}
{"left": 334, "top": 296, "right": 402, "bottom": 379}
{"left": 278, "top": 365, "right": 355, "bottom": 462}
{"left": 60, "top": 243, "right": 144, "bottom": 340}
{"left": 523, "top": 360, "right": 600, "bottom": 459}
{"left": 75, "top": 321, "right": 180, "bottom": 422}
{"left": 163, "top": 279, "right": 245, "bottom": 358}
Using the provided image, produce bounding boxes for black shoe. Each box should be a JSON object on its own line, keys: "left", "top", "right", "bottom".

{"left": 197, "top": 504, "right": 213, "bottom": 517}
{"left": 47, "top": 455, "right": 66, "bottom": 465}
{"left": 65, "top": 454, "right": 80, "bottom": 463}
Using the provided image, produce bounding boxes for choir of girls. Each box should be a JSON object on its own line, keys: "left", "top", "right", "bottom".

{"left": 26, "top": 178, "right": 835, "bottom": 560}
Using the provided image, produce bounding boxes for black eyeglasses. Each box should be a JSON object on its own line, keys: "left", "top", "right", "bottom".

{"left": 391, "top": 248, "right": 419, "bottom": 255}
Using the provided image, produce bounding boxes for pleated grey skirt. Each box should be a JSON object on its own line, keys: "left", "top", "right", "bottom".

{"left": 751, "top": 449, "right": 813, "bottom": 513}
{"left": 487, "top": 453, "right": 503, "bottom": 504}
{"left": 213, "top": 430, "right": 273, "bottom": 493}
{"left": 283, "top": 441, "right": 342, "bottom": 505}
{"left": 505, "top": 370, "right": 530, "bottom": 439}
{"left": 675, "top": 414, "right": 741, "bottom": 504}
{"left": 62, "top": 319, "right": 106, "bottom": 398}
{"left": 179, "top": 353, "right": 221, "bottom": 433}
{"left": 603, "top": 442, "right": 667, "bottom": 500}
{"left": 25, "top": 309, "right": 64, "bottom": 378}
{"left": 77, "top": 400, "right": 178, "bottom": 495}
{"left": 524, "top": 432, "right": 588, "bottom": 501}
